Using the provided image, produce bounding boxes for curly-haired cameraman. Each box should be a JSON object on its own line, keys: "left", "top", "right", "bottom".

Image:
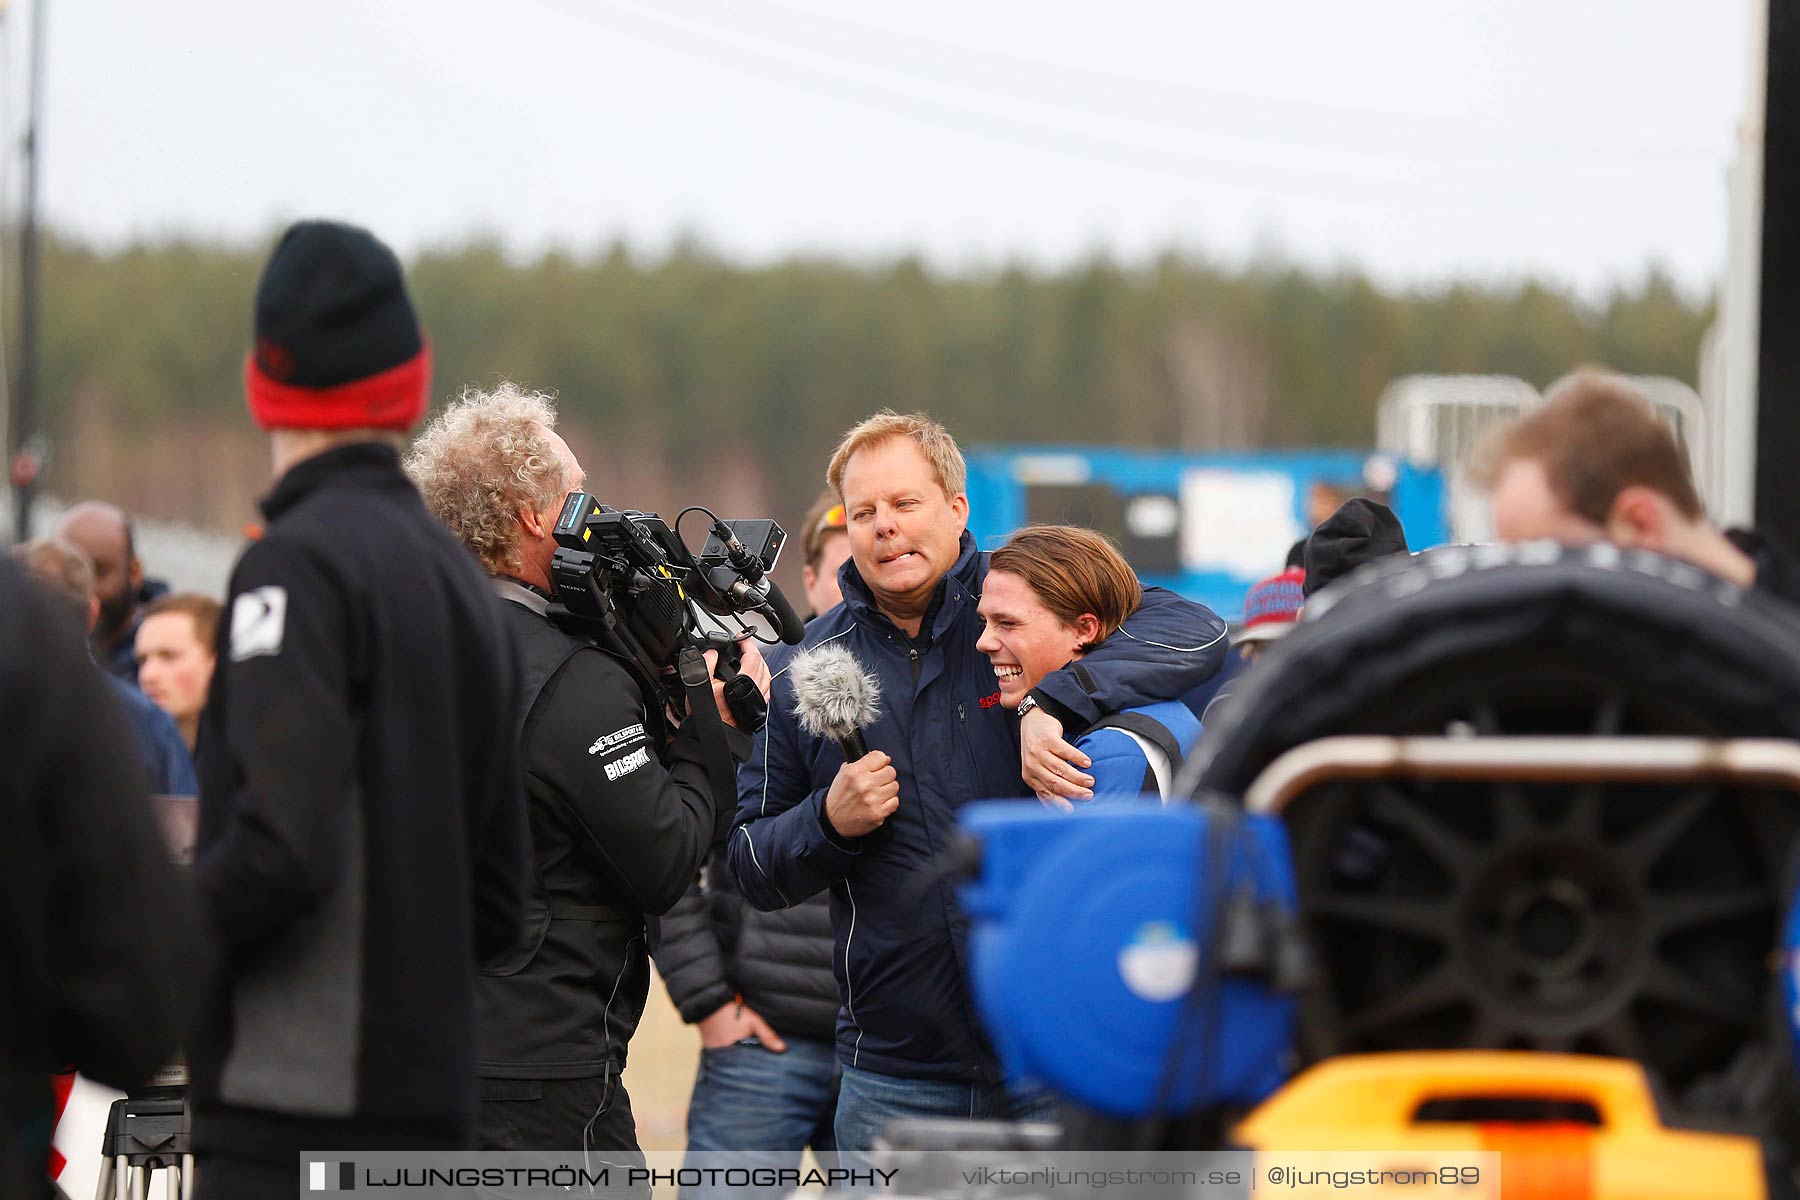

{"left": 407, "top": 384, "right": 770, "bottom": 1156}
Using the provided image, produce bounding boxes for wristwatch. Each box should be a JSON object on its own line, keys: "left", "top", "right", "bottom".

{"left": 1015, "top": 691, "right": 1041, "bottom": 718}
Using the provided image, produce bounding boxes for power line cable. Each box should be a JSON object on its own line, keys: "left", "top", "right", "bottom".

{"left": 545, "top": 0, "right": 1715, "bottom": 219}
{"left": 694, "top": 0, "right": 1726, "bottom": 171}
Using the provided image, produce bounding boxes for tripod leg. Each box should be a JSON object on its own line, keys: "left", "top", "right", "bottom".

{"left": 112, "top": 1156, "right": 132, "bottom": 1200}
{"left": 94, "top": 1153, "right": 113, "bottom": 1200}
{"left": 128, "top": 1165, "right": 149, "bottom": 1200}
{"left": 180, "top": 1155, "right": 194, "bottom": 1200}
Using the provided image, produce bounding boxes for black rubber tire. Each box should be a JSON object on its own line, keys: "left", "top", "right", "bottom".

{"left": 1188, "top": 542, "right": 1800, "bottom": 1137}
{"left": 1196, "top": 542, "right": 1800, "bottom": 793}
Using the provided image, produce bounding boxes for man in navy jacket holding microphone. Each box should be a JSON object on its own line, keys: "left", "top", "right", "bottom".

{"left": 728, "top": 411, "right": 1227, "bottom": 1149}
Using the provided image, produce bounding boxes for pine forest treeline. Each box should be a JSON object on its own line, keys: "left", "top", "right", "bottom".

{"left": 25, "top": 232, "right": 1711, "bottom": 533}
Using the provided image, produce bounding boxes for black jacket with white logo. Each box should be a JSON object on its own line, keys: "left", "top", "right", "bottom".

{"left": 190, "top": 443, "right": 529, "bottom": 1162}
{"left": 476, "top": 583, "right": 736, "bottom": 1082}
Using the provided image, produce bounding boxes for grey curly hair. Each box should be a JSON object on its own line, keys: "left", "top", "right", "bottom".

{"left": 405, "top": 382, "right": 570, "bottom": 575}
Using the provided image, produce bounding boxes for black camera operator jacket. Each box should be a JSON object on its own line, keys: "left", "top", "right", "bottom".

{"left": 477, "top": 581, "right": 738, "bottom": 1080}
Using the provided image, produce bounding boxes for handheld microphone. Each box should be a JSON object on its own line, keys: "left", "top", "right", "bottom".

{"left": 790, "top": 643, "right": 882, "bottom": 762}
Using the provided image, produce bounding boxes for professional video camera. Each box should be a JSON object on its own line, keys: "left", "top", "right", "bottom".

{"left": 548, "top": 491, "right": 806, "bottom": 732}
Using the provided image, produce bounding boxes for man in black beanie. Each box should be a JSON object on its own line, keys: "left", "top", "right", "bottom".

{"left": 189, "top": 221, "right": 529, "bottom": 1199}
{"left": 1303, "top": 497, "right": 1410, "bottom": 598}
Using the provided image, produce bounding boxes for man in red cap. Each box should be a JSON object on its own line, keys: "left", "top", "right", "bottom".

{"left": 1235, "top": 565, "right": 1305, "bottom": 663}
{"left": 189, "top": 221, "right": 529, "bottom": 1199}
{"left": 1193, "top": 565, "right": 1305, "bottom": 724}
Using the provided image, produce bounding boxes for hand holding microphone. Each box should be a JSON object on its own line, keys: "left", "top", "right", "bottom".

{"left": 790, "top": 644, "right": 894, "bottom": 839}
{"left": 823, "top": 753, "right": 898, "bottom": 838}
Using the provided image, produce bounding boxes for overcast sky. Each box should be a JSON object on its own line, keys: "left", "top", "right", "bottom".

{"left": 0, "top": 0, "right": 1757, "bottom": 295}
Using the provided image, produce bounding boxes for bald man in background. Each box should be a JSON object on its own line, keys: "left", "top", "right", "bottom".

{"left": 55, "top": 500, "right": 170, "bottom": 683}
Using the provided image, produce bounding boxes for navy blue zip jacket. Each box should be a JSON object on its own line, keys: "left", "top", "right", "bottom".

{"left": 726, "top": 531, "right": 1226, "bottom": 1081}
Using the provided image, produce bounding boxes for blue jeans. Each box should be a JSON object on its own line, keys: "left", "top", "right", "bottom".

{"left": 833, "top": 1064, "right": 1057, "bottom": 1158}
{"left": 681, "top": 1037, "right": 840, "bottom": 1199}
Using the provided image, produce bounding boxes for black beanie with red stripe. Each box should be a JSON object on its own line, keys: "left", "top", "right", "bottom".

{"left": 245, "top": 220, "right": 431, "bottom": 431}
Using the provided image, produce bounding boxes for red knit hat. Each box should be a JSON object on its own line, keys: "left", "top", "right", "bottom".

{"left": 244, "top": 221, "right": 430, "bottom": 431}
{"left": 1234, "top": 566, "right": 1305, "bottom": 645}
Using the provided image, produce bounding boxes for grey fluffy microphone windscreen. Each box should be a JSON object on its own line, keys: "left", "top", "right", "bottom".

{"left": 790, "top": 643, "right": 882, "bottom": 760}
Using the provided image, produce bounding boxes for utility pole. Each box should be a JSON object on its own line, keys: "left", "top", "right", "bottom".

{"left": 8, "top": 0, "right": 44, "bottom": 543}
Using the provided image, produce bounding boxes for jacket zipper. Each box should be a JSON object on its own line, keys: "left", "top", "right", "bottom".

{"left": 957, "top": 702, "right": 980, "bottom": 779}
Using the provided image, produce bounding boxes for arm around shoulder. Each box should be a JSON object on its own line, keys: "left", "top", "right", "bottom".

{"left": 1033, "top": 587, "right": 1227, "bottom": 732}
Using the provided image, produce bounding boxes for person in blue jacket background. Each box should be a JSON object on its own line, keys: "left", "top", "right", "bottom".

{"left": 727, "top": 411, "right": 1227, "bottom": 1153}
{"left": 978, "top": 524, "right": 1201, "bottom": 804}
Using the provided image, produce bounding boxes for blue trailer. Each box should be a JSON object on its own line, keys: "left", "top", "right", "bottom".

{"left": 963, "top": 446, "right": 1450, "bottom": 623}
